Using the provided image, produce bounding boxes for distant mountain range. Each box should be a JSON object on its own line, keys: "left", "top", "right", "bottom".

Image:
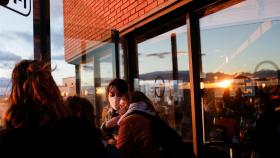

{"left": 139, "top": 71, "right": 190, "bottom": 81}
{"left": 139, "top": 70, "right": 280, "bottom": 81}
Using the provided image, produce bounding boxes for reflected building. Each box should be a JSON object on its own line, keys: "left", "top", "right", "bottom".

{"left": 58, "top": 77, "right": 76, "bottom": 99}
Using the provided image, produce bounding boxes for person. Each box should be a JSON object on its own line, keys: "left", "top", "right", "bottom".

{"left": 64, "top": 96, "right": 96, "bottom": 128}
{"left": 250, "top": 96, "right": 280, "bottom": 158}
{"left": 0, "top": 60, "right": 108, "bottom": 157}
{"left": 100, "top": 78, "right": 129, "bottom": 145}
{"left": 64, "top": 96, "right": 123, "bottom": 158}
{"left": 116, "top": 91, "right": 161, "bottom": 158}
{"left": 3, "top": 60, "right": 67, "bottom": 128}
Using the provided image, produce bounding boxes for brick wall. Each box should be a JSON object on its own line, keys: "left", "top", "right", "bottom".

{"left": 63, "top": 0, "right": 175, "bottom": 62}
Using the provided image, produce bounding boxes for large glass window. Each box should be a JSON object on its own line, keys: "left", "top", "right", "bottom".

{"left": 0, "top": 0, "right": 34, "bottom": 126}
{"left": 93, "top": 44, "right": 115, "bottom": 126}
{"left": 50, "top": 0, "right": 75, "bottom": 98}
{"left": 136, "top": 25, "right": 192, "bottom": 141}
{"left": 200, "top": 0, "right": 280, "bottom": 157}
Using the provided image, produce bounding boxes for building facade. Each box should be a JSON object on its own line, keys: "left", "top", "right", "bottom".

{"left": 0, "top": 0, "right": 279, "bottom": 157}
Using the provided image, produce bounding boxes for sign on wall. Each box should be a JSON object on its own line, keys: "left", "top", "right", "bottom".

{"left": 0, "top": 0, "right": 31, "bottom": 16}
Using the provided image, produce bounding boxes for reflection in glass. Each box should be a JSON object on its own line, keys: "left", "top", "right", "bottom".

{"left": 78, "top": 43, "right": 115, "bottom": 126}
{"left": 50, "top": 0, "right": 75, "bottom": 99}
{"left": 80, "top": 63, "right": 94, "bottom": 103}
{"left": 200, "top": 0, "right": 280, "bottom": 157}
{"left": 0, "top": 0, "right": 34, "bottom": 126}
{"left": 136, "top": 25, "right": 192, "bottom": 141}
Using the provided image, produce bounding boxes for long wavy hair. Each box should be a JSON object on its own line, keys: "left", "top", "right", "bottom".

{"left": 4, "top": 60, "right": 66, "bottom": 128}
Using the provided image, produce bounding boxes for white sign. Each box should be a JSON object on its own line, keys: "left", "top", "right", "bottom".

{"left": 2, "top": 0, "right": 31, "bottom": 16}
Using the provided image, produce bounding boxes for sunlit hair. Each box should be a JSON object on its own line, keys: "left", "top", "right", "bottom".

{"left": 4, "top": 60, "right": 66, "bottom": 128}
{"left": 64, "top": 96, "right": 95, "bottom": 128}
{"left": 129, "top": 91, "right": 156, "bottom": 112}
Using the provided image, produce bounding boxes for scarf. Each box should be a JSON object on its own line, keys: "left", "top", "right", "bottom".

{"left": 118, "top": 101, "right": 156, "bottom": 125}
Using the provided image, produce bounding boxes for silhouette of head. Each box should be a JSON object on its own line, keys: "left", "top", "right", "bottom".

{"left": 4, "top": 60, "right": 66, "bottom": 128}
{"left": 64, "top": 96, "right": 96, "bottom": 127}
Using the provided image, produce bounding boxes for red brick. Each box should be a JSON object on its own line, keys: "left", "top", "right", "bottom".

{"left": 148, "top": 0, "right": 154, "bottom": 4}
{"left": 128, "top": 12, "right": 139, "bottom": 22}
{"left": 121, "top": 1, "right": 130, "bottom": 10}
{"left": 157, "top": 0, "right": 165, "bottom": 5}
{"left": 127, "top": 1, "right": 138, "bottom": 11}
{"left": 135, "top": 1, "right": 147, "bottom": 11}
{"left": 145, "top": 1, "right": 158, "bottom": 13}
{"left": 64, "top": 0, "right": 172, "bottom": 61}
{"left": 139, "top": 9, "right": 145, "bottom": 16}
{"left": 130, "top": 8, "right": 136, "bottom": 15}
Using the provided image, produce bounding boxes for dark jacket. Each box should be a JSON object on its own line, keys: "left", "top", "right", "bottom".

{"left": 0, "top": 118, "right": 109, "bottom": 157}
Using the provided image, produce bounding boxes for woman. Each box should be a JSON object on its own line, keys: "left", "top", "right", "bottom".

{"left": 116, "top": 91, "right": 161, "bottom": 158}
{"left": 64, "top": 96, "right": 123, "bottom": 158}
{"left": 4, "top": 60, "right": 66, "bottom": 128}
{"left": 0, "top": 60, "right": 108, "bottom": 157}
{"left": 101, "top": 78, "right": 129, "bottom": 144}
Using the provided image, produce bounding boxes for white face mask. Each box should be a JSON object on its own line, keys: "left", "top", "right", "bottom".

{"left": 109, "top": 96, "right": 121, "bottom": 111}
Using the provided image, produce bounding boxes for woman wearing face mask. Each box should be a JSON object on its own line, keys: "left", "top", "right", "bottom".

{"left": 101, "top": 78, "right": 129, "bottom": 145}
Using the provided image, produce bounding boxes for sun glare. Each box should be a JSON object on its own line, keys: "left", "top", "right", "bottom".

{"left": 218, "top": 80, "right": 233, "bottom": 88}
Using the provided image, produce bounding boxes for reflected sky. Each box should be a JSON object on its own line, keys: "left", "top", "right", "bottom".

{"left": 0, "top": 0, "right": 33, "bottom": 79}
{"left": 200, "top": 0, "right": 280, "bottom": 74}
{"left": 0, "top": 0, "right": 75, "bottom": 87}
{"left": 50, "top": 0, "right": 74, "bottom": 85}
{"left": 1, "top": 0, "right": 280, "bottom": 90}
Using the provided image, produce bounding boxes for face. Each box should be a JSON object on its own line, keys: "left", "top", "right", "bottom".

{"left": 119, "top": 99, "right": 129, "bottom": 115}
{"left": 108, "top": 86, "right": 123, "bottom": 111}
{"left": 254, "top": 98, "right": 264, "bottom": 113}
{"left": 108, "top": 86, "right": 123, "bottom": 98}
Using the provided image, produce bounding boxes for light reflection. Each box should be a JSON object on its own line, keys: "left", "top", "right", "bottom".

{"left": 217, "top": 79, "right": 233, "bottom": 88}
{"left": 96, "top": 87, "right": 105, "bottom": 95}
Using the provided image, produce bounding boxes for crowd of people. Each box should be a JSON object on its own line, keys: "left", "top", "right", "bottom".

{"left": 0, "top": 59, "right": 279, "bottom": 158}
{"left": 0, "top": 59, "right": 184, "bottom": 158}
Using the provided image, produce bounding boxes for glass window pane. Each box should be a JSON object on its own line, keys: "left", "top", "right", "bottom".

{"left": 77, "top": 43, "right": 115, "bottom": 125}
{"left": 50, "top": 0, "right": 75, "bottom": 99}
{"left": 0, "top": 0, "right": 34, "bottom": 126}
{"left": 136, "top": 25, "right": 192, "bottom": 141}
{"left": 80, "top": 62, "right": 94, "bottom": 101}
{"left": 200, "top": 0, "right": 280, "bottom": 157}
{"left": 93, "top": 44, "right": 115, "bottom": 125}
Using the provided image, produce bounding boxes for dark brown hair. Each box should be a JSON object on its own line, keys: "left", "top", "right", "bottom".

{"left": 64, "top": 96, "right": 95, "bottom": 127}
{"left": 130, "top": 91, "right": 156, "bottom": 112}
{"left": 105, "top": 78, "right": 129, "bottom": 99}
{"left": 4, "top": 60, "right": 66, "bottom": 128}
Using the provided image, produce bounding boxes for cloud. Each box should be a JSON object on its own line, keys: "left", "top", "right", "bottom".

{"left": 0, "top": 50, "right": 22, "bottom": 69}
{"left": 140, "top": 51, "right": 187, "bottom": 59}
{"left": 0, "top": 50, "right": 22, "bottom": 61}
{"left": 0, "top": 31, "right": 32, "bottom": 42}
{"left": 52, "top": 54, "right": 64, "bottom": 60}
{"left": 50, "top": 31, "right": 64, "bottom": 50}
{"left": 0, "top": 30, "right": 64, "bottom": 51}
{"left": 0, "top": 62, "right": 14, "bottom": 69}
{"left": 50, "top": 0, "right": 63, "bottom": 19}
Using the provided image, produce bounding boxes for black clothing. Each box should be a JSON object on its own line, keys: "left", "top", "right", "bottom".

{"left": 0, "top": 117, "right": 108, "bottom": 157}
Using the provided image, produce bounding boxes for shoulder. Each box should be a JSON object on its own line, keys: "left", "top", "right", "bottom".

{"left": 120, "top": 114, "right": 150, "bottom": 125}
{"left": 103, "top": 105, "right": 110, "bottom": 110}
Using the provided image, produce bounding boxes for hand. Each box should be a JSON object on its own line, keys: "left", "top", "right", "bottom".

{"left": 105, "top": 116, "right": 120, "bottom": 128}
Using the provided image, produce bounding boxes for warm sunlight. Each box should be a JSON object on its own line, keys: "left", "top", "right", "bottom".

{"left": 96, "top": 87, "right": 106, "bottom": 95}
{"left": 217, "top": 79, "right": 233, "bottom": 88}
